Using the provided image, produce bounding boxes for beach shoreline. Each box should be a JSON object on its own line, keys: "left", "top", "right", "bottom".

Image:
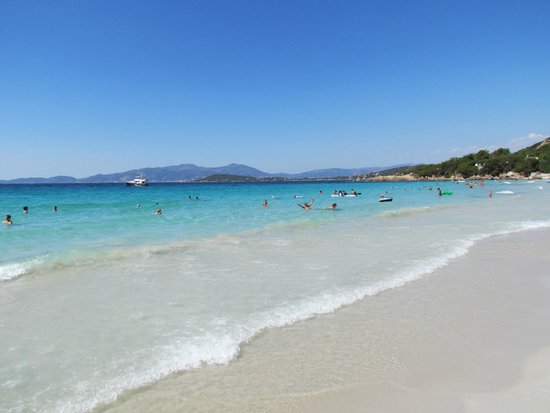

{"left": 99, "top": 228, "right": 550, "bottom": 413}
{"left": 300, "top": 228, "right": 550, "bottom": 413}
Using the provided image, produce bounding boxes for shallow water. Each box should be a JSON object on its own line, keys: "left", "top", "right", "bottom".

{"left": 1, "top": 180, "right": 549, "bottom": 412}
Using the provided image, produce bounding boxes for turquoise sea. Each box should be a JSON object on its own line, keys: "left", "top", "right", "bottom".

{"left": 1, "top": 180, "right": 549, "bottom": 412}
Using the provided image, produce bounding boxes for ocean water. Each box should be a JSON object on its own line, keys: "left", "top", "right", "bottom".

{"left": 1, "top": 180, "right": 549, "bottom": 413}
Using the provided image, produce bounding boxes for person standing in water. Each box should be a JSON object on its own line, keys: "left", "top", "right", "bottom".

{"left": 3, "top": 214, "right": 13, "bottom": 225}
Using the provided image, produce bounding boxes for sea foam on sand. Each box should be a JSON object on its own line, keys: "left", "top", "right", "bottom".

{"left": 99, "top": 228, "right": 550, "bottom": 413}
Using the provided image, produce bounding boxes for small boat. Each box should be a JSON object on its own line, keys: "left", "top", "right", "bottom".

{"left": 378, "top": 197, "right": 393, "bottom": 202}
{"left": 126, "top": 174, "right": 148, "bottom": 186}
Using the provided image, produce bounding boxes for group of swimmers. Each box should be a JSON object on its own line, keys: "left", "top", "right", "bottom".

{"left": 332, "top": 189, "right": 359, "bottom": 197}
{"left": 3, "top": 205, "right": 60, "bottom": 225}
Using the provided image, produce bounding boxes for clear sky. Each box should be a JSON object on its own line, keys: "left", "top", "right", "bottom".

{"left": 1, "top": 0, "right": 549, "bottom": 179}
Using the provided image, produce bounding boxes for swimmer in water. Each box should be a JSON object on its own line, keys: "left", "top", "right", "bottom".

{"left": 3, "top": 214, "right": 13, "bottom": 225}
{"left": 297, "top": 199, "right": 314, "bottom": 210}
{"left": 262, "top": 199, "right": 268, "bottom": 207}
{"left": 155, "top": 208, "right": 162, "bottom": 215}
{"left": 324, "top": 203, "right": 337, "bottom": 209}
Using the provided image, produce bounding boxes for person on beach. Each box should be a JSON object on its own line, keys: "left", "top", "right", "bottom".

{"left": 262, "top": 199, "right": 268, "bottom": 207}
{"left": 324, "top": 203, "right": 337, "bottom": 209}
{"left": 3, "top": 214, "right": 13, "bottom": 225}
{"left": 297, "top": 199, "right": 314, "bottom": 210}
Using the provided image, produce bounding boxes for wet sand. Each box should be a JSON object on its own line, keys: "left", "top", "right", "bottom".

{"left": 99, "top": 228, "right": 550, "bottom": 413}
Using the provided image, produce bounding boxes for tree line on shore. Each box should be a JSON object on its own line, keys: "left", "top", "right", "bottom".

{"left": 370, "top": 137, "right": 550, "bottom": 179}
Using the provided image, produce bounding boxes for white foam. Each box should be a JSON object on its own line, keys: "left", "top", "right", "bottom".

{"left": 0, "top": 257, "right": 46, "bottom": 281}
{"left": 48, "top": 334, "right": 243, "bottom": 413}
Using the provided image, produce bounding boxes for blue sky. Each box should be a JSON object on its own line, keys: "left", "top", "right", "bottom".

{"left": 1, "top": 0, "right": 549, "bottom": 179}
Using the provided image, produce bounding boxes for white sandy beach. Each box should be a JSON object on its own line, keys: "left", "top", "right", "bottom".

{"left": 98, "top": 228, "right": 550, "bottom": 413}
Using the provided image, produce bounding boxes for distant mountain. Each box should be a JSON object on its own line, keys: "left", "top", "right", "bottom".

{"left": 77, "top": 163, "right": 270, "bottom": 183}
{"left": 0, "top": 176, "right": 78, "bottom": 184}
{"left": 0, "top": 163, "right": 411, "bottom": 184}
{"left": 196, "top": 174, "right": 260, "bottom": 182}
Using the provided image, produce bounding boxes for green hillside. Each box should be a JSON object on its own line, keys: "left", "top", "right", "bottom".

{"left": 411, "top": 138, "right": 550, "bottom": 178}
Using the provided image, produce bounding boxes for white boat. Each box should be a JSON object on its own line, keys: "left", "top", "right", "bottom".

{"left": 126, "top": 174, "right": 148, "bottom": 186}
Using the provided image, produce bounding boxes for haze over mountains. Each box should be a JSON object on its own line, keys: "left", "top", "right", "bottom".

{"left": 0, "top": 163, "right": 410, "bottom": 184}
